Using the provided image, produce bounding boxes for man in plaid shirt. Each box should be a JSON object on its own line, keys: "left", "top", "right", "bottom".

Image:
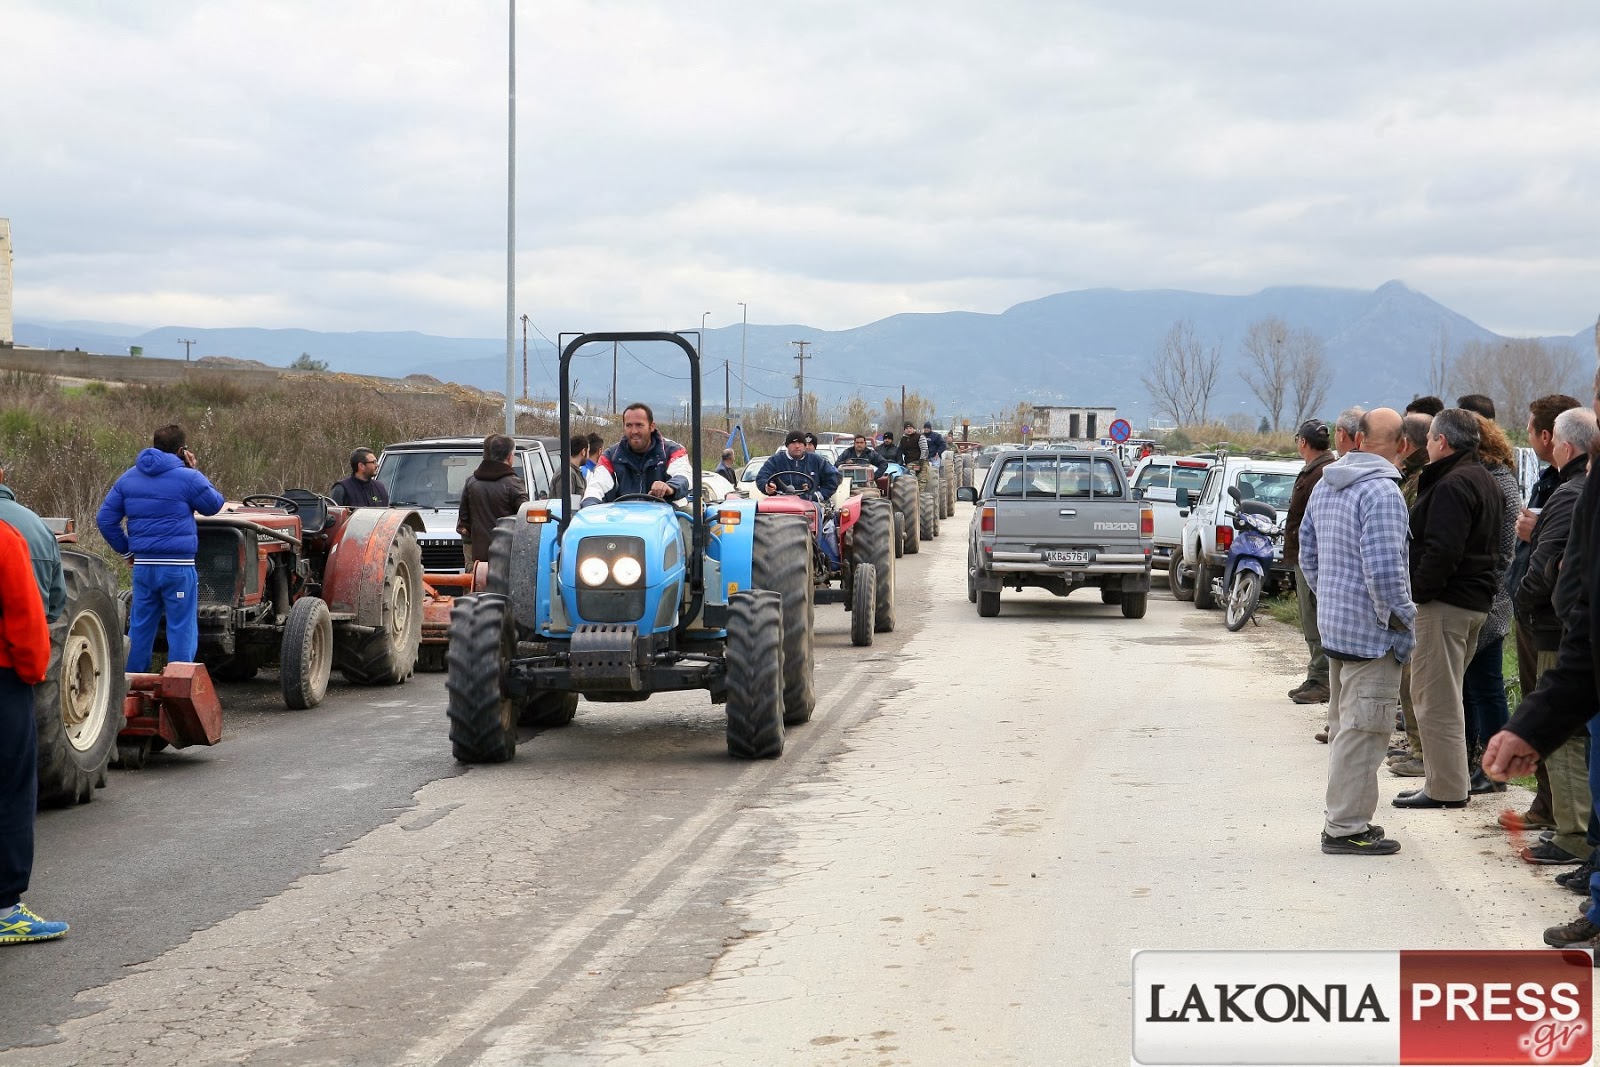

{"left": 1300, "top": 408, "right": 1417, "bottom": 855}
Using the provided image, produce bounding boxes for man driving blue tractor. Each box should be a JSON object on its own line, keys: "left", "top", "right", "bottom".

{"left": 580, "top": 403, "right": 694, "bottom": 508}
{"left": 758, "top": 430, "right": 842, "bottom": 564}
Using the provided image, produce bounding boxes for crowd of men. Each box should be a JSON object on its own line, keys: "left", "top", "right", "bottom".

{"left": 1283, "top": 381, "right": 1600, "bottom": 957}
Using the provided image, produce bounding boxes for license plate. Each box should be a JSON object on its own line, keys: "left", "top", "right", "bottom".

{"left": 1045, "top": 549, "right": 1090, "bottom": 564}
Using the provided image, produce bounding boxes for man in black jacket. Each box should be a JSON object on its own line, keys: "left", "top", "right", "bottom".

{"left": 878, "top": 433, "right": 901, "bottom": 465}
{"left": 1511, "top": 407, "right": 1596, "bottom": 863}
{"left": 330, "top": 447, "right": 390, "bottom": 507}
{"left": 1396, "top": 408, "right": 1503, "bottom": 810}
{"left": 457, "top": 434, "right": 528, "bottom": 566}
{"left": 1285, "top": 419, "right": 1334, "bottom": 706}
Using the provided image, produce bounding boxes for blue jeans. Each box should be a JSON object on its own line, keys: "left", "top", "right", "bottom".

{"left": 0, "top": 668, "right": 36, "bottom": 910}
{"left": 127, "top": 564, "right": 200, "bottom": 672}
{"left": 1461, "top": 636, "right": 1508, "bottom": 757}
{"left": 1584, "top": 714, "right": 1600, "bottom": 923}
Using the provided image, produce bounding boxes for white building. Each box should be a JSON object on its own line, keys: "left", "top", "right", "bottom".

{"left": 1030, "top": 405, "right": 1118, "bottom": 442}
{"left": 0, "top": 219, "right": 12, "bottom": 345}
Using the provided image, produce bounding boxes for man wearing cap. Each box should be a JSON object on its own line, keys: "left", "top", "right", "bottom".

{"left": 758, "top": 431, "right": 843, "bottom": 564}
{"left": 1286, "top": 420, "right": 1335, "bottom": 709}
{"left": 923, "top": 421, "right": 948, "bottom": 470}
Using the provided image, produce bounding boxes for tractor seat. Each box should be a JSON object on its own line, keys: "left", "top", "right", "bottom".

{"left": 281, "top": 489, "right": 329, "bottom": 534}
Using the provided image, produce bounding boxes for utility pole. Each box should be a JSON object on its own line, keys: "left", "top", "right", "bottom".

{"left": 503, "top": 0, "right": 516, "bottom": 435}
{"left": 724, "top": 360, "right": 731, "bottom": 432}
{"left": 611, "top": 341, "right": 618, "bottom": 414}
{"left": 737, "top": 301, "right": 748, "bottom": 416}
{"left": 177, "top": 338, "right": 196, "bottom": 361}
{"left": 790, "top": 340, "right": 811, "bottom": 427}
{"left": 518, "top": 314, "right": 530, "bottom": 401}
{"left": 900, "top": 385, "right": 906, "bottom": 431}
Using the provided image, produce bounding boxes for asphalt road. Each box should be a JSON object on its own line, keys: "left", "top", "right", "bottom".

{"left": 0, "top": 507, "right": 1581, "bottom": 1065}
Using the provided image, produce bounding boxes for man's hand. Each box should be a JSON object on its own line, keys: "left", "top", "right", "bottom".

{"left": 649, "top": 480, "right": 673, "bottom": 499}
{"left": 1516, "top": 507, "right": 1537, "bottom": 543}
{"left": 1482, "top": 730, "right": 1540, "bottom": 781}
{"left": 765, "top": 481, "right": 777, "bottom": 495}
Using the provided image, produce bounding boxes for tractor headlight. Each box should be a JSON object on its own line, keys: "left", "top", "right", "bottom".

{"left": 579, "top": 556, "right": 611, "bottom": 586}
{"left": 611, "top": 556, "right": 643, "bottom": 586}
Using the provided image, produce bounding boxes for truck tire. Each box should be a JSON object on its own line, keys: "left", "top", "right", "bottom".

{"left": 520, "top": 691, "right": 578, "bottom": 728}
{"left": 336, "top": 524, "right": 423, "bottom": 685}
{"left": 280, "top": 597, "right": 333, "bottom": 710}
{"left": 1168, "top": 544, "right": 1195, "bottom": 602}
{"left": 894, "top": 478, "right": 921, "bottom": 554}
{"left": 967, "top": 547, "right": 978, "bottom": 603}
{"left": 36, "top": 553, "right": 126, "bottom": 807}
{"left": 1122, "top": 591, "right": 1149, "bottom": 619}
{"left": 1193, "top": 558, "right": 1220, "bottom": 610}
{"left": 850, "top": 562, "right": 876, "bottom": 646}
{"left": 918, "top": 482, "right": 938, "bottom": 540}
{"left": 857, "top": 497, "right": 895, "bottom": 632}
{"left": 892, "top": 510, "right": 905, "bottom": 559}
{"left": 1101, "top": 587, "right": 1123, "bottom": 605}
{"left": 446, "top": 594, "right": 517, "bottom": 763}
{"left": 724, "top": 590, "right": 785, "bottom": 760}
{"left": 751, "top": 514, "right": 814, "bottom": 726}
{"left": 977, "top": 587, "right": 1001, "bottom": 618}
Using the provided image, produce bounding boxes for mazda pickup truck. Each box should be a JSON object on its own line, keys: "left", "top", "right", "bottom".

{"left": 958, "top": 448, "right": 1153, "bottom": 619}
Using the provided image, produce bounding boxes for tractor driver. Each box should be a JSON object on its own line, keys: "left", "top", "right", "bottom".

{"left": 579, "top": 403, "right": 693, "bottom": 508}
{"left": 758, "top": 431, "right": 843, "bottom": 566}
{"left": 838, "top": 433, "right": 889, "bottom": 494}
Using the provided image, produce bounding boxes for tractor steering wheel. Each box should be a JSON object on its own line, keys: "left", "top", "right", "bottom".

{"left": 612, "top": 493, "right": 676, "bottom": 505}
{"left": 768, "top": 474, "right": 817, "bottom": 498}
{"left": 240, "top": 494, "right": 299, "bottom": 513}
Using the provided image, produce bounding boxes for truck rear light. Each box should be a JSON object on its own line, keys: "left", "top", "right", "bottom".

{"left": 1140, "top": 506, "right": 1154, "bottom": 537}
{"left": 981, "top": 506, "right": 995, "bottom": 533}
{"left": 1215, "top": 524, "right": 1233, "bottom": 552}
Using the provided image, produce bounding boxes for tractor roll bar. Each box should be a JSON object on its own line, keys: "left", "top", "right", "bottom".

{"left": 557, "top": 332, "right": 705, "bottom": 592}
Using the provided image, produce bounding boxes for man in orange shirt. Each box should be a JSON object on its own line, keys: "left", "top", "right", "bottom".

{"left": 0, "top": 519, "right": 64, "bottom": 943}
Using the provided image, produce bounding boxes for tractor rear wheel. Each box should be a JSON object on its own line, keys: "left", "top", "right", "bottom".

{"left": 850, "top": 563, "right": 876, "bottom": 646}
{"left": 857, "top": 497, "right": 895, "bottom": 632}
{"left": 36, "top": 552, "right": 126, "bottom": 807}
{"left": 520, "top": 691, "right": 578, "bottom": 728}
{"left": 446, "top": 594, "right": 517, "bottom": 763}
{"left": 280, "top": 597, "right": 332, "bottom": 710}
{"left": 724, "top": 590, "right": 784, "bottom": 759}
{"left": 751, "top": 513, "right": 814, "bottom": 726}
{"left": 893, "top": 477, "right": 921, "bottom": 554}
{"left": 336, "top": 524, "right": 423, "bottom": 685}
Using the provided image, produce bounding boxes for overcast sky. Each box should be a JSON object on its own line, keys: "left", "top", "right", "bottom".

{"left": 5, "top": 1, "right": 1598, "bottom": 339}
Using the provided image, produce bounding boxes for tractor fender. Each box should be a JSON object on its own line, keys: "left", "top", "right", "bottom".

{"left": 837, "top": 495, "right": 864, "bottom": 532}
{"left": 712, "top": 498, "right": 758, "bottom": 599}
{"left": 323, "top": 507, "right": 425, "bottom": 627}
{"left": 753, "top": 495, "right": 820, "bottom": 535}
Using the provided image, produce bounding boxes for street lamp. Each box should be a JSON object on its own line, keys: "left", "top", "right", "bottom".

{"left": 737, "top": 301, "right": 748, "bottom": 417}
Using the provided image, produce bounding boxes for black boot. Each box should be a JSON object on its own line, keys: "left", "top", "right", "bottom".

{"left": 1469, "top": 764, "right": 1506, "bottom": 795}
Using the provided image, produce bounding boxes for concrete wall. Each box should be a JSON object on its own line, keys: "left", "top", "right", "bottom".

{"left": 0, "top": 219, "right": 12, "bottom": 346}
{"left": 0, "top": 346, "right": 286, "bottom": 387}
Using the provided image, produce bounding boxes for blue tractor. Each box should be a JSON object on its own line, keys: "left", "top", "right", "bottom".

{"left": 445, "top": 332, "right": 816, "bottom": 762}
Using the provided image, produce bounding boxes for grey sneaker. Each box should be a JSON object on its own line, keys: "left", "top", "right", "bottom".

{"left": 1387, "top": 757, "right": 1426, "bottom": 777}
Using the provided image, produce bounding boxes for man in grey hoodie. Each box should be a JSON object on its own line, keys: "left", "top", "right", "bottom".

{"left": 1299, "top": 409, "right": 1416, "bottom": 855}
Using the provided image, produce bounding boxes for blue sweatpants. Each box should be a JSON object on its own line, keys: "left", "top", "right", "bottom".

{"left": 0, "top": 668, "right": 37, "bottom": 910}
{"left": 127, "top": 564, "right": 200, "bottom": 672}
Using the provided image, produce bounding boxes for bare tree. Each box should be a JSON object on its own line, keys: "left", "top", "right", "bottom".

{"left": 1453, "top": 337, "right": 1580, "bottom": 424}
{"left": 1141, "top": 319, "right": 1222, "bottom": 426}
{"left": 1287, "top": 328, "right": 1331, "bottom": 426}
{"left": 1239, "top": 317, "right": 1292, "bottom": 431}
{"left": 1425, "top": 325, "right": 1451, "bottom": 397}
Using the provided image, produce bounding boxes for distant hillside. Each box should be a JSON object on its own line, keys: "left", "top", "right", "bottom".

{"left": 17, "top": 283, "right": 1595, "bottom": 422}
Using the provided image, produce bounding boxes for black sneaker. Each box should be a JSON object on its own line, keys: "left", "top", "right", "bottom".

{"left": 1544, "top": 915, "right": 1600, "bottom": 947}
{"left": 1321, "top": 828, "right": 1401, "bottom": 855}
{"left": 1557, "top": 858, "right": 1597, "bottom": 893}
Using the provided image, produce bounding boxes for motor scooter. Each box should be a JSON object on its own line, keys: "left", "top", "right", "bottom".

{"left": 1213, "top": 485, "right": 1282, "bottom": 631}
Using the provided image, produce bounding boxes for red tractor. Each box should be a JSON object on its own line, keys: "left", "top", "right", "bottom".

{"left": 754, "top": 473, "right": 896, "bottom": 646}
{"left": 182, "top": 489, "right": 424, "bottom": 715}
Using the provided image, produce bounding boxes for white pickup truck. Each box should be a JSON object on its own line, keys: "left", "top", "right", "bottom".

{"left": 1129, "top": 454, "right": 1215, "bottom": 570}
{"left": 958, "top": 448, "right": 1153, "bottom": 619}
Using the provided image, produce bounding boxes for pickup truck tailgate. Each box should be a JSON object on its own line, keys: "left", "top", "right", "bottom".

{"left": 983, "top": 453, "right": 1148, "bottom": 569}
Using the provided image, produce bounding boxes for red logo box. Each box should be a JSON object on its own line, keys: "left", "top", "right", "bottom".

{"left": 1399, "top": 950, "right": 1591, "bottom": 1065}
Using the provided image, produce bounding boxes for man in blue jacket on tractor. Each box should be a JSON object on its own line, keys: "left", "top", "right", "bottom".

{"left": 759, "top": 430, "right": 842, "bottom": 565}
{"left": 580, "top": 403, "right": 694, "bottom": 508}
{"left": 96, "top": 423, "right": 226, "bottom": 672}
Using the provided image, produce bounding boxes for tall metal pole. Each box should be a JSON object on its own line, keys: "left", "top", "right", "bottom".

{"left": 791, "top": 340, "right": 811, "bottom": 427}
{"left": 611, "top": 341, "right": 618, "bottom": 414}
{"left": 503, "top": 0, "right": 517, "bottom": 435}
{"left": 724, "top": 360, "right": 731, "bottom": 432}
{"left": 519, "top": 314, "right": 529, "bottom": 401}
{"left": 737, "top": 301, "right": 747, "bottom": 416}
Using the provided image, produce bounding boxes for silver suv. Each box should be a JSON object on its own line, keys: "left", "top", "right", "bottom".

{"left": 375, "top": 435, "right": 559, "bottom": 572}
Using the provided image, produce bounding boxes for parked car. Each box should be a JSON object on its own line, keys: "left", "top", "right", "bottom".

{"left": 375, "top": 435, "right": 558, "bottom": 572}
{"left": 1129, "top": 454, "right": 1215, "bottom": 570}
{"left": 1169, "top": 455, "right": 1301, "bottom": 609}
{"left": 959, "top": 448, "right": 1154, "bottom": 618}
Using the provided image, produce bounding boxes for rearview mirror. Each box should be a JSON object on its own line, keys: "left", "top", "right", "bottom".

{"left": 957, "top": 486, "right": 978, "bottom": 503}
{"left": 1175, "top": 487, "right": 1191, "bottom": 509}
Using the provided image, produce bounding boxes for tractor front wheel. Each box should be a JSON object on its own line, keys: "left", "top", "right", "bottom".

{"left": 919, "top": 480, "right": 938, "bottom": 540}
{"left": 446, "top": 594, "right": 517, "bottom": 763}
{"left": 892, "top": 509, "right": 905, "bottom": 559}
{"left": 724, "top": 590, "right": 785, "bottom": 759}
{"left": 850, "top": 563, "right": 876, "bottom": 646}
{"left": 280, "top": 597, "right": 332, "bottom": 710}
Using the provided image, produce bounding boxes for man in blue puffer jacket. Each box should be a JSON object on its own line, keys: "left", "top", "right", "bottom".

{"left": 97, "top": 424, "right": 226, "bottom": 671}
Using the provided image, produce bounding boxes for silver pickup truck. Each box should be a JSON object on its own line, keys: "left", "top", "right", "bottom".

{"left": 958, "top": 448, "right": 1153, "bottom": 618}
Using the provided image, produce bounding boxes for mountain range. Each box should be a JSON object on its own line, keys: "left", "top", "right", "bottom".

{"left": 16, "top": 282, "right": 1596, "bottom": 422}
